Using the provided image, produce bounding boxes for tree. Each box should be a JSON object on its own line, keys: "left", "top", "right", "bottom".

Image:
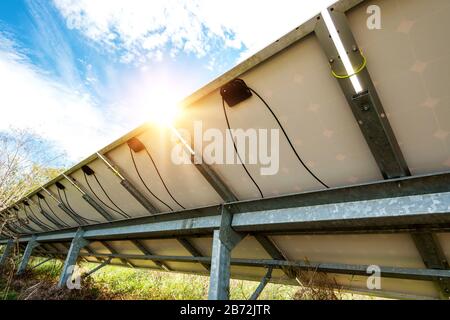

{"left": 0, "top": 128, "right": 66, "bottom": 236}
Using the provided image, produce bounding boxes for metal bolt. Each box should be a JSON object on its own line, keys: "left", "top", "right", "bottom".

{"left": 352, "top": 45, "right": 358, "bottom": 52}
{"left": 361, "top": 104, "right": 370, "bottom": 112}
{"left": 329, "top": 58, "right": 334, "bottom": 64}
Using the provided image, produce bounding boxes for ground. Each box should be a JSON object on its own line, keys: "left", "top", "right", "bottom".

{"left": 0, "top": 257, "right": 298, "bottom": 300}
{"left": 0, "top": 257, "right": 377, "bottom": 300}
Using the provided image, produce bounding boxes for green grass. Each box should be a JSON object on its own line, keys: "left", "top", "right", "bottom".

{"left": 1, "top": 258, "right": 378, "bottom": 300}
{"left": 86, "top": 263, "right": 298, "bottom": 300}
{"left": 1, "top": 258, "right": 298, "bottom": 300}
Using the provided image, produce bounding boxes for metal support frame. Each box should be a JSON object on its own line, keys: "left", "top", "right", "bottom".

{"left": 249, "top": 267, "right": 273, "bottom": 300}
{"left": 82, "top": 257, "right": 112, "bottom": 278}
{"left": 100, "top": 240, "right": 135, "bottom": 268}
{"left": 63, "top": 174, "right": 115, "bottom": 222}
{"left": 41, "top": 187, "right": 85, "bottom": 226}
{"left": 17, "top": 235, "right": 40, "bottom": 275}
{"left": 0, "top": 239, "right": 14, "bottom": 267}
{"left": 76, "top": 252, "right": 450, "bottom": 282}
{"left": 208, "top": 206, "right": 245, "bottom": 300}
{"left": 254, "top": 235, "right": 296, "bottom": 279}
{"left": 314, "top": 8, "right": 409, "bottom": 179}
{"left": 22, "top": 204, "right": 51, "bottom": 232}
{"left": 411, "top": 232, "right": 450, "bottom": 299}
{"left": 313, "top": 8, "right": 450, "bottom": 296}
{"left": 23, "top": 197, "right": 56, "bottom": 231}
{"left": 32, "top": 198, "right": 66, "bottom": 229}
{"left": 29, "top": 257, "right": 53, "bottom": 270}
{"left": 84, "top": 244, "right": 103, "bottom": 262}
{"left": 96, "top": 152, "right": 158, "bottom": 214}
{"left": 2, "top": 173, "right": 450, "bottom": 244}
{"left": 178, "top": 238, "right": 210, "bottom": 271}
{"left": 58, "top": 228, "right": 89, "bottom": 288}
{"left": 131, "top": 239, "right": 170, "bottom": 271}
{"left": 191, "top": 155, "right": 238, "bottom": 202}
{"left": 7, "top": 209, "right": 34, "bottom": 234}
{"left": 2, "top": 173, "right": 450, "bottom": 299}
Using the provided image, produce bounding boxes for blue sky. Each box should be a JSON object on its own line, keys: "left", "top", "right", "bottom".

{"left": 0, "top": 0, "right": 335, "bottom": 164}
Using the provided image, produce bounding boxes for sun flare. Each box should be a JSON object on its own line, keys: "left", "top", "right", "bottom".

{"left": 146, "top": 94, "right": 182, "bottom": 127}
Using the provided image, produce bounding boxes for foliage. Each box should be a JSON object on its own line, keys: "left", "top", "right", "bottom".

{"left": 0, "top": 128, "right": 66, "bottom": 237}
{"left": 0, "top": 257, "right": 298, "bottom": 300}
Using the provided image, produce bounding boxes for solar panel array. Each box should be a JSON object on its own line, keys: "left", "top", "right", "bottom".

{"left": 1, "top": 0, "right": 450, "bottom": 299}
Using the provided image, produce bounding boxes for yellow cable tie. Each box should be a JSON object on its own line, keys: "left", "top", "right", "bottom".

{"left": 331, "top": 50, "right": 367, "bottom": 79}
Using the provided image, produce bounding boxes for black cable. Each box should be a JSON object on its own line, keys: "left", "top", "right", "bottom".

{"left": 128, "top": 147, "right": 173, "bottom": 211}
{"left": 56, "top": 188, "right": 87, "bottom": 224}
{"left": 63, "top": 188, "right": 102, "bottom": 223}
{"left": 25, "top": 205, "right": 53, "bottom": 230}
{"left": 83, "top": 172, "right": 130, "bottom": 219}
{"left": 221, "top": 98, "right": 265, "bottom": 198}
{"left": 26, "top": 204, "right": 53, "bottom": 230}
{"left": 57, "top": 188, "right": 100, "bottom": 224}
{"left": 40, "top": 197, "right": 70, "bottom": 228}
{"left": 91, "top": 173, "right": 130, "bottom": 218}
{"left": 248, "top": 87, "right": 329, "bottom": 189}
{"left": 57, "top": 188, "right": 76, "bottom": 215}
{"left": 142, "top": 147, "right": 186, "bottom": 210}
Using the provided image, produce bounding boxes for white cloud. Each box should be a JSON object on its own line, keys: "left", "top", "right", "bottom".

{"left": 0, "top": 34, "right": 125, "bottom": 162}
{"left": 53, "top": 0, "right": 337, "bottom": 64}
{"left": 0, "top": 0, "right": 339, "bottom": 164}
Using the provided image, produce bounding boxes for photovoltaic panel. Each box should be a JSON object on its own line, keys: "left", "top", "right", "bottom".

{"left": 1, "top": 0, "right": 449, "bottom": 300}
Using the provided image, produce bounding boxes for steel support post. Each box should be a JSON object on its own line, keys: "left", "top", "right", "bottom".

{"left": 57, "top": 229, "right": 90, "bottom": 288}
{"left": 17, "top": 235, "right": 40, "bottom": 275}
{"left": 208, "top": 206, "right": 245, "bottom": 300}
{"left": 0, "top": 239, "right": 14, "bottom": 267}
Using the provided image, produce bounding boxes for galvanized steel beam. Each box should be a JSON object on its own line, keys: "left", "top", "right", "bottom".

{"left": 63, "top": 174, "right": 114, "bottom": 222}
{"left": 131, "top": 239, "right": 170, "bottom": 271}
{"left": 314, "top": 7, "right": 410, "bottom": 179}
{"left": 191, "top": 155, "right": 238, "bottom": 202}
{"left": 58, "top": 228, "right": 90, "bottom": 288}
{"left": 249, "top": 267, "right": 273, "bottom": 300}
{"left": 78, "top": 252, "right": 450, "bottom": 282}
{"left": 100, "top": 241, "right": 135, "bottom": 268}
{"left": 40, "top": 187, "right": 86, "bottom": 226}
{"left": 17, "top": 235, "right": 40, "bottom": 275}
{"left": 208, "top": 206, "right": 245, "bottom": 300}
{"left": 96, "top": 153, "right": 158, "bottom": 214}
{"left": 29, "top": 257, "right": 53, "bottom": 270}
{"left": 412, "top": 232, "right": 450, "bottom": 299}
{"left": 82, "top": 257, "right": 112, "bottom": 278}
{"left": 0, "top": 239, "right": 14, "bottom": 267}
{"left": 254, "top": 235, "right": 296, "bottom": 279}
{"left": 1, "top": 173, "right": 449, "bottom": 244}
{"left": 178, "top": 238, "right": 210, "bottom": 271}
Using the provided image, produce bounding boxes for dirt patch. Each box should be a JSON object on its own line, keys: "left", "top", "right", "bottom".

{"left": 0, "top": 265, "right": 123, "bottom": 300}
